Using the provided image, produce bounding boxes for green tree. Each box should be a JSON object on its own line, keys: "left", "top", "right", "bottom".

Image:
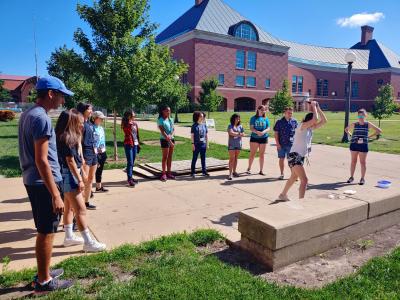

{"left": 27, "top": 88, "right": 37, "bottom": 103}
{"left": 269, "top": 79, "right": 293, "bottom": 121}
{"left": 198, "top": 77, "right": 223, "bottom": 118}
{"left": 49, "top": 0, "right": 188, "bottom": 160}
{"left": 0, "top": 78, "right": 12, "bottom": 101}
{"left": 371, "top": 84, "right": 398, "bottom": 130}
{"left": 47, "top": 46, "right": 94, "bottom": 109}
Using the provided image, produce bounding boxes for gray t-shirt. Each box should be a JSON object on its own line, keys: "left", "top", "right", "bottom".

{"left": 18, "top": 105, "right": 62, "bottom": 185}
{"left": 227, "top": 124, "right": 244, "bottom": 149}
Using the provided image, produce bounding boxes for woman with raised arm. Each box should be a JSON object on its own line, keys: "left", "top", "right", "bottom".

{"left": 247, "top": 105, "right": 270, "bottom": 175}
{"left": 55, "top": 109, "right": 106, "bottom": 252}
{"left": 345, "top": 108, "right": 382, "bottom": 185}
{"left": 278, "top": 101, "right": 327, "bottom": 201}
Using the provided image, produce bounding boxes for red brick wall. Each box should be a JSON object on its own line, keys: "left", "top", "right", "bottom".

{"left": 288, "top": 64, "right": 392, "bottom": 111}
{"left": 390, "top": 73, "right": 400, "bottom": 104}
{"left": 172, "top": 38, "right": 288, "bottom": 111}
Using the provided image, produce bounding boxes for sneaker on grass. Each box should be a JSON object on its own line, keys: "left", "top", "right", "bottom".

{"left": 28, "top": 269, "right": 64, "bottom": 290}
{"left": 34, "top": 278, "right": 73, "bottom": 294}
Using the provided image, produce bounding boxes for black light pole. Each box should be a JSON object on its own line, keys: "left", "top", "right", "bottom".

{"left": 342, "top": 52, "right": 356, "bottom": 143}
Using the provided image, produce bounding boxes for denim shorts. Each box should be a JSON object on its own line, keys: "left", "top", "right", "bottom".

{"left": 62, "top": 167, "right": 81, "bottom": 193}
{"left": 83, "top": 149, "right": 98, "bottom": 166}
{"left": 277, "top": 145, "right": 292, "bottom": 159}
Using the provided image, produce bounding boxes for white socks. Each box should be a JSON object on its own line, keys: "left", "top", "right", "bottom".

{"left": 80, "top": 228, "right": 93, "bottom": 244}
{"left": 64, "top": 224, "right": 73, "bottom": 239}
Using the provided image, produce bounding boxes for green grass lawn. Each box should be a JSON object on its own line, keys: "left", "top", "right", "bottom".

{"left": 1, "top": 229, "right": 400, "bottom": 299}
{"left": 173, "top": 111, "right": 400, "bottom": 154}
{"left": 0, "top": 119, "right": 249, "bottom": 178}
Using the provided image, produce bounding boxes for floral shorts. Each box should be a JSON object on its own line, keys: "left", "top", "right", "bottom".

{"left": 288, "top": 152, "right": 305, "bottom": 168}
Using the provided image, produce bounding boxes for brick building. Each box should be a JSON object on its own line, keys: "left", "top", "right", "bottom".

{"left": 156, "top": 0, "right": 400, "bottom": 111}
{"left": 0, "top": 74, "right": 37, "bottom": 103}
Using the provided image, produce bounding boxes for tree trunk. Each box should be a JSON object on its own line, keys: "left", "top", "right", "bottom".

{"left": 174, "top": 110, "right": 179, "bottom": 123}
{"left": 113, "top": 109, "right": 118, "bottom": 161}
{"left": 377, "top": 118, "right": 381, "bottom": 140}
{"left": 208, "top": 111, "right": 210, "bottom": 119}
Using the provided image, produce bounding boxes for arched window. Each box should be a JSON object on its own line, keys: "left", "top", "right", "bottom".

{"left": 234, "top": 23, "right": 258, "bottom": 41}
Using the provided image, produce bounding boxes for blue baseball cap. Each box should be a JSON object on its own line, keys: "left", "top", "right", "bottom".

{"left": 36, "top": 76, "right": 74, "bottom": 96}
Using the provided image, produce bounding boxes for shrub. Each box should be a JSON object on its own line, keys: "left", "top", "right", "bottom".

{"left": 0, "top": 110, "right": 16, "bottom": 122}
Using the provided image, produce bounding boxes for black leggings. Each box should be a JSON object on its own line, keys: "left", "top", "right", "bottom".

{"left": 96, "top": 152, "right": 107, "bottom": 183}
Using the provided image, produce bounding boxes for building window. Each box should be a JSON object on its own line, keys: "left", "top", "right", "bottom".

{"left": 182, "top": 73, "right": 188, "bottom": 84}
{"left": 345, "top": 81, "right": 359, "bottom": 98}
{"left": 218, "top": 74, "right": 225, "bottom": 86}
{"left": 235, "top": 75, "right": 245, "bottom": 87}
{"left": 247, "top": 51, "right": 257, "bottom": 71}
{"left": 292, "top": 75, "right": 297, "bottom": 93}
{"left": 317, "top": 79, "right": 323, "bottom": 96}
{"left": 236, "top": 50, "right": 245, "bottom": 69}
{"left": 234, "top": 23, "right": 257, "bottom": 41}
{"left": 265, "top": 79, "right": 271, "bottom": 89}
{"left": 298, "top": 76, "right": 303, "bottom": 93}
{"left": 247, "top": 76, "right": 256, "bottom": 87}
{"left": 377, "top": 79, "right": 384, "bottom": 86}
{"left": 323, "top": 80, "right": 328, "bottom": 97}
{"left": 352, "top": 81, "right": 359, "bottom": 98}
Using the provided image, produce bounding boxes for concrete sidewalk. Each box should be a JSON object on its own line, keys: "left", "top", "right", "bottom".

{"left": 1, "top": 143, "right": 398, "bottom": 271}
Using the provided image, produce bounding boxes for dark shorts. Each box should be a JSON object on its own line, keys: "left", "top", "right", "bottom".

{"left": 83, "top": 149, "right": 98, "bottom": 166}
{"left": 250, "top": 137, "right": 268, "bottom": 144}
{"left": 25, "top": 182, "right": 63, "bottom": 234}
{"left": 160, "top": 139, "right": 175, "bottom": 148}
{"left": 350, "top": 143, "right": 369, "bottom": 153}
{"left": 288, "top": 152, "right": 305, "bottom": 168}
{"left": 277, "top": 145, "right": 292, "bottom": 159}
{"left": 61, "top": 167, "right": 80, "bottom": 193}
{"left": 228, "top": 146, "right": 242, "bottom": 151}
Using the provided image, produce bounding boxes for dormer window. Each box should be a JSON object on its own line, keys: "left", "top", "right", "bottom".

{"left": 230, "top": 22, "right": 259, "bottom": 41}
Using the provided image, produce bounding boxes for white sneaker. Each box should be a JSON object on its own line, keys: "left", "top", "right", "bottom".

{"left": 63, "top": 234, "right": 84, "bottom": 247}
{"left": 278, "top": 194, "right": 291, "bottom": 202}
{"left": 83, "top": 240, "right": 107, "bottom": 253}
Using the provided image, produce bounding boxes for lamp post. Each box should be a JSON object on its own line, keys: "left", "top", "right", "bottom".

{"left": 174, "top": 75, "right": 180, "bottom": 123}
{"left": 342, "top": 51, "right": 357, "bottom": 143}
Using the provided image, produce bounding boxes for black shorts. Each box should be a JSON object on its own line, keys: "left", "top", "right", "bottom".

{"left": 83, "top": 149, "right": 98, "bottom": 166}
{"left": 350, "top": 143, "right": 369, "bottom": 153}
{"left": 25, "top": 182, "right": 63, "bottom": 234}
{"left": 288, "top": 152, "right": 305, "bottom": 168}
{"left": 160, "top": 139, "right": 175, "bottom": 148}
{"left": 250, "top": 137, "right": 268, "bottom": 144}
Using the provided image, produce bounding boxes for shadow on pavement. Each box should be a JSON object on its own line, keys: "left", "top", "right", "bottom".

{"left": 210, "top": 208, "right": 258, "bottom": 227}
{"left": 0, "top": 228, "right": 36, "bottom": 245}
{"left": 1, "top": 197, "right": 29, "bottom": 204}
{"left": 0, "top": 210, "right": 32, "bottom": 223}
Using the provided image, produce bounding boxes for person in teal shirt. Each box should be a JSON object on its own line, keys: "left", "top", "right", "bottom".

{"left": 247, "top": 105, "right": 270, "bottom": 175}
{"left": 157, "top": 105, "right": 175, "bottom": 181}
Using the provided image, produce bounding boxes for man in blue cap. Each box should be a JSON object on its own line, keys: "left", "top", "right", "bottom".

{"left": 18, "top": 76, "right": 74, "bottom": 293}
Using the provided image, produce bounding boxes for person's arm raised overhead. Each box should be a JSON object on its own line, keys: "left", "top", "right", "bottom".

{"left": 312, "top": 102, "right": 328, "bottom": 130}
{"left": 301, "top": 101, "right": 319, "bottom": 130}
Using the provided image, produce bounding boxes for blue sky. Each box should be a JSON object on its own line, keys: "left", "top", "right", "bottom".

{"left": 1, "top": 0, "right": 399, "bottom": 76}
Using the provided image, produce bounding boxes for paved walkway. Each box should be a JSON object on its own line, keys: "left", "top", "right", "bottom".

{"left": 1, "top": 142, "right": 399, "bottom": 271}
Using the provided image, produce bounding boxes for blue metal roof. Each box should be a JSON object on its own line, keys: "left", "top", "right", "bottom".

{"left": 156, "top": 0, "right": 286, "bottom": 47}
{"left": 351, "top": 40, "right": 400, "bottom": 70}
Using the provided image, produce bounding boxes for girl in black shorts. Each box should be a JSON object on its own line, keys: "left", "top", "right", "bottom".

{"left": 77, "top": 103, "right": 97, "bottom": 210}
{"left": 345, "top": 109, "right": 382, "bottom": 185}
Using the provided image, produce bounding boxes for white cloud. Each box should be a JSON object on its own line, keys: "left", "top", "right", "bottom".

{"left": 337, "top": 12, "right": 385, "bottom": 28}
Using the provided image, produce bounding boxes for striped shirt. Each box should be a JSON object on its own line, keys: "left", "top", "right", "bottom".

{"left": 351, "top": 122, "right": 369, "bottom": 144}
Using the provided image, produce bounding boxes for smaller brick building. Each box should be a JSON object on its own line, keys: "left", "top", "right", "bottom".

{"left": 156, "top": 0, "right": 400, "bottom": 111}
{"left": 0, "top": 74, "right": 37, "bottom": 103}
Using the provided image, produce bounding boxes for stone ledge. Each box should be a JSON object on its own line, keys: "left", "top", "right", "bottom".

{"left": 238, "top": 209, "right": 400, "bottom": 270}
{"left": 238, "top": 198, "right": 368, "bottom": 250}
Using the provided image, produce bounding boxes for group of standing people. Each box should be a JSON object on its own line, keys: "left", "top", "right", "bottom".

{"left": 18, "top": 75, "right": 383, "bottom": 294}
